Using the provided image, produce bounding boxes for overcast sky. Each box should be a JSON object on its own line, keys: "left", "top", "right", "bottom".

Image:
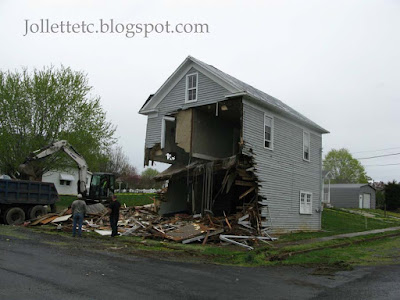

{"left": 1, "top": 0, "right": 399, "bottom": 182}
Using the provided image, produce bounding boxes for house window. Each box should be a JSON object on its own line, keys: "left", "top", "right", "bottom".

{"left": 59, "top": 180, "right": 71, "bottom": 186}
{"left": 303, "top": 131, "right": 310, "bottom": 161}
{"left": 185, "top": 73, "right": 198, "bottom": 103}
{"left": 264, "top": 114, "right": 274, "bottom": 149}
{"left": 300, "top": 191, "right": 312, "bottom": 214}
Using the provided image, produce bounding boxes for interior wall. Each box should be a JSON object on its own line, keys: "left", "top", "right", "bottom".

{"left": 159, "top": 177, "right": 189, "bottom": 215}
{"left": 192, "top": 109, "right": 238, "bottom": 159}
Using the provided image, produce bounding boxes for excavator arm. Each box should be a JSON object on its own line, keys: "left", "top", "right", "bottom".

{"left": 21, "top": 140, "right": 88, "bottom": 195}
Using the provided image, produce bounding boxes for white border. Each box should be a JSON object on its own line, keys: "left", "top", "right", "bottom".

{"left": 303, "top": 130, "right": 310, "bottom": 162}
{"left": 263, "top": 113, "right": 274, "bottom": 150}
{"left": 185, "top": 72, "right": 198, "bottom": 103}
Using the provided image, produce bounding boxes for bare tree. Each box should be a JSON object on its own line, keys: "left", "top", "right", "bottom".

{"left": 102, "top": 146, "right": 132, "bottom": 176}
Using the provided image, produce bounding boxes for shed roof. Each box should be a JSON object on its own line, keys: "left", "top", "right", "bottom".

{"left": 329, "top": 184, "right": 376, "bottom": 190}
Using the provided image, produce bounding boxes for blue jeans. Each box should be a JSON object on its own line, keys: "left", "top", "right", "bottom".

{"left": 110, "top": 215, "right": 119, "bottom": 237}
{"left": 72, "top": 213, "right": 84, "bottom": 237}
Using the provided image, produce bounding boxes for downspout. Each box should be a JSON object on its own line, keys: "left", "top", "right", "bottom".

{"left": 319, "top": 147, "right": 323, "bottom": 230}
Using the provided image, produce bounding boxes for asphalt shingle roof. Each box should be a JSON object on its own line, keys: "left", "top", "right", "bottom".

{"left": 190, "top": 56, "right": 329, "bottom": 133}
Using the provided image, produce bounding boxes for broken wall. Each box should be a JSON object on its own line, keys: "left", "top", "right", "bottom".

{"left": 192, "top": 109, "right": 239, "bottom": 159}
{"left": 159, "top": 177, "right": 189, "bottom": 215}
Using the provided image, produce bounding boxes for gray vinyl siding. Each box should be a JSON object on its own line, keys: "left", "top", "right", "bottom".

{"left": 329, "top": 185, "right": 376, "bottom": 209}
{"left": 145, "top": 67, "right": 230, "bottom": 148}
{"left": 145, "top": 116, "right": 161, "bottom": 148}
{"left": 242, "top": 101, "right": 323, "bottom": 232}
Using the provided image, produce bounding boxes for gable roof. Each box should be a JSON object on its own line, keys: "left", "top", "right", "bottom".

{"left": 139, "top": 56, "right": 329, "bottom": 134}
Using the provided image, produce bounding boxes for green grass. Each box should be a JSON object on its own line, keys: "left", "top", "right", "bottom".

{"left": 351, "top": 208, "right": 400, "bottom": 219}
{"left": 55, "top": 193, "right": 155, "bottom": 211}
{"left": 115, "top": 193, "right": 155, "bottom": 207}
{"left": 277, "top": 208, "right": 400, "bottom": 243}
{"left": 322, "top": 208, "right": 400, "bottom": 233}
{"left": 282, "top": 234, "right": 400, "bottom": 266}
{"left": 56, "top": 195, "right": 76, "bottom": 210}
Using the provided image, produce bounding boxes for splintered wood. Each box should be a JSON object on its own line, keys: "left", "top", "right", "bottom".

{"left": 24, "top": 156, "right": 276, "bottom": 249}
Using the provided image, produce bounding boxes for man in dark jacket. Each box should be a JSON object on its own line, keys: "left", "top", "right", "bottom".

{"left": 108, "top": 195, "right": 121, "bottom": 237}
{"left": 71, "top": 194, "right": 87, "bottom": 237}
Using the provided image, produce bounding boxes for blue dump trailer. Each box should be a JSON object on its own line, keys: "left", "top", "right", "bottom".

{"left": 0, "top": 178, "right": 59, "bottom": 225}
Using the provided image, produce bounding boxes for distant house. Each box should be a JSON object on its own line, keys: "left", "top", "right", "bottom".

{"left": 139, "top": 56, "right": 329, "bottom": 232}
{"left": 327, "top": 184, "right": 376, "bottom": 209}
{"left": 42, "top": 168, "right": 92, "bottom": 196}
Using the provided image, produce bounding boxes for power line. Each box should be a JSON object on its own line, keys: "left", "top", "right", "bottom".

{"left": 352, "top": 146, "right": 400, "bottom": 154}
{"left": 356, "top": 152, "right": 400, "bottom": 160}
{"left": 364, "top": 162, "right": 400, "bottom": 167}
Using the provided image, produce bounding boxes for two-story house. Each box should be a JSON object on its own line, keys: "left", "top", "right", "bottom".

{"left": 139, "top": 56, "right": 329, "bottom": 232}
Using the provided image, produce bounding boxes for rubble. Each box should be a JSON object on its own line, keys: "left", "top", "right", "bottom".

{"left": 27, "top": 198, "right": 277, "bottom": 250}
{"left": 25, "top": 153, "right": 279, "bottom": 250}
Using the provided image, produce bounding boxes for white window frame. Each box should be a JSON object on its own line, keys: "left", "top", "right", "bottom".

{"left": 185, "top": 72, "right": 198, "bottom": 103}
{"left": 300, "top": 190, "right": 313, "bottom": 214}
{"left": 303, "top": 131, "right": 310, "bottom": 162}
{"left": 161, "top": 116, "right": 175, "bottom": 149}
{"left": 264, "top": 113, "right": 274, "bottom": 150}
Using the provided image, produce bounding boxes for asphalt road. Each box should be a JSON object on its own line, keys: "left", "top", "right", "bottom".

{"left": 1, "top": 227, "right": 400, "bottom": 300}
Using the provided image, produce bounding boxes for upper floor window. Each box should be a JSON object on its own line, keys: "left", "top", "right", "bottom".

{"left": 303, "top": 131, "right": 310, "bottom": 161}
{"left": 264, "top": 114, "right": 274, "bottom": 150}
{"left": 185, "top": 73, "right": 198, "bottom": 103}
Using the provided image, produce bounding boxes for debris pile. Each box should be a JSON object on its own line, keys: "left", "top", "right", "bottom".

{"left": 28, "top": 200, "right": 276, "bottom": 250}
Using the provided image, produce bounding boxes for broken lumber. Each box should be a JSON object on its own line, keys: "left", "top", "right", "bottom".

{"left": 235, "top": 180, "right": 256, "bottom": 187}
{"left": 239, "top": 186, "right": 256, "bottom": 200}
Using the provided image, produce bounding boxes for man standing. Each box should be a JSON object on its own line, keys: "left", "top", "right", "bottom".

{"left": 71, "top": 194, "right": 87, "bottom": 237}
{"left": 108, "top": 195, "right": 121, "bottom": 237}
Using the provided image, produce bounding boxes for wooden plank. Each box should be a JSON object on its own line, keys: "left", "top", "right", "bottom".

{"left": 40, "top": 216, "right": 58, "bottom": 225}
{"left": 223, "top": 211, "right": 232, "bottom": 230}
{"left": 239, "top": 186, "right": 256, "bottom": 200}
{"left": 202, "top": 231, "right": 210, "bottom": 245}
{"left": 235, "top": 180, "right": 256, "bottom": 187}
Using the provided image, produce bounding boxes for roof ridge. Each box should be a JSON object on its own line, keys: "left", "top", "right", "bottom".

{"left": 188, "top": 56, "right": 328, "bottom": 133}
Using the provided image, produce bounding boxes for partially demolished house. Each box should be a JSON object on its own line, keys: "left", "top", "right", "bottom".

{"left": 139, "top": 56, "right": 329, "bottom": 232}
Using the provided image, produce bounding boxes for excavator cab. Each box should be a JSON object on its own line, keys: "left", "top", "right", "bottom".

{"left": 88, "top": 172, "right": 115, "bottom": 202}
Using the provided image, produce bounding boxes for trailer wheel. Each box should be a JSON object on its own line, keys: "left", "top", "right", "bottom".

{"left": 4, "top": 207, "right": 25, "bottom": 225}
{"left": 29, "top": 205, "right": 47, "bottom": 220}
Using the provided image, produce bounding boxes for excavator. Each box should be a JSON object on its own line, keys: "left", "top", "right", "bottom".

{"left": 19, "top": 140, "right": 115, "bottom": 203}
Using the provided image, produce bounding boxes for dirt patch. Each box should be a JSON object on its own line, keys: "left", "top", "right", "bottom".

{"left": 310, "top": 261, "right": 353, "bottom": 276}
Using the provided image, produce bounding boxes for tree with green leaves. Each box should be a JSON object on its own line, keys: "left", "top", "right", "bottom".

{"left": 0, "top": 66, "right": 116, "bottom": 178}
{"left": 140, "top": 168, "right": 162, "bottom": 189}
{"left": 323, "top": 148, "right": 370, "bottom": 184}
{"left": 385, "top": 180, "right": 400, "bottom": 211}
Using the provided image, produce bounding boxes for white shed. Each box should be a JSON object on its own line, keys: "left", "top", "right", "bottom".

{"left": 42, "top": 168, "right": 92, "bottom": 196}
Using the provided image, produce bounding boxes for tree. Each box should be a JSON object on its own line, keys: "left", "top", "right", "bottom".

{"left": 323, "top": 148, "right": 370, "bottom": 184}
{"left": 101, "top": 146, "right": 135, "bottom": 177}
{"left": 0, "top": 66, "right": 116, "bottom": 178}
{"left": 385, "top": 181, "right": 400, "bottom": 211}
{"left": 140, "top": 168, "right": 162, "bottom": 189}
{"left": 375, "top": 190, "right": 386, "bottom": 209}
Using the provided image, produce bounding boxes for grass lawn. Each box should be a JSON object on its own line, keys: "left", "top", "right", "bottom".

{"left": 281, "top": 234, "right": 400, "bottom": 267}
{"left": 277, "top": 208, "right": 400, "bottom": 243}
{"left": 56, "top": 193, "right": 155, "bottom": 211}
